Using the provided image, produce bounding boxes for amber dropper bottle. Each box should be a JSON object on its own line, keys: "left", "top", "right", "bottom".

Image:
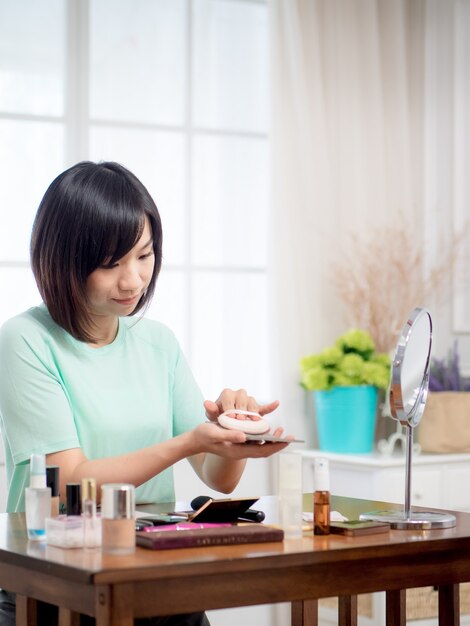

{"left": 314, "top": 458, "right": 330, "bottom": 535}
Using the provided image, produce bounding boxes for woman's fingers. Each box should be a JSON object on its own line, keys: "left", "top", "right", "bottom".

{"left": 206, "top": 391, "right": 280, "bottom": 422}
{"left": 258, "top": 399, "right": 280, "bottom": 417}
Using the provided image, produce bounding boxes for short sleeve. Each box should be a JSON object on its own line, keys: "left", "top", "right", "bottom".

{"left": 0, "top": 314, "right": 80, "bottom": 465}
{"left": 171, "top": 343, "right": 206, "bottom": 435}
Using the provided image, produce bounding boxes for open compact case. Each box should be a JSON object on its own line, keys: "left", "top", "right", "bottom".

{"left": 218, "top": 409, "right": 270, "bottom": 434}
{"left": 217, "top": 409, "right": 304, "bottom": 443}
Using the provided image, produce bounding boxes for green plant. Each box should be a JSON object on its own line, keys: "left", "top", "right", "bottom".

{"left": 300, "top": 329, "right": 391, "bottom": 392}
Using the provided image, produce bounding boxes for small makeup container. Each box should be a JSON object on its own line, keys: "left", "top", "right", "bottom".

{"left": 101, "top": 484, "right": 136, "bottom": 555}
{"left": 46, "top": 515, "right": 84, "bottom": 548}
{"left": 46, "top": 481, "right": 86, "bottom": 548}
{"left": 82, "top": 478, "right": 101, "bottom": 549}
{"left": 46, "top": 466, "right": 60, "bottom": 517}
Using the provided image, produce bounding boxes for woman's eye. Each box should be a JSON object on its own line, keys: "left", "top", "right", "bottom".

{"left": 139, "top": 251, "right": 154, "bottom": 260}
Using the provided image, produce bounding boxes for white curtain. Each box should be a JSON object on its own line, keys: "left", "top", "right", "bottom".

{"left": 268, "top": 0, "right": 467, "bottom": 445}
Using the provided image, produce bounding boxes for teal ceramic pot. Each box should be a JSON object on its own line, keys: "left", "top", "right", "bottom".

{"left": 314, "top": 385, "right": 378, "bottom": 453}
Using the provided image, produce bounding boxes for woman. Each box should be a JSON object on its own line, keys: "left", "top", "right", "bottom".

{"left": 0, "top": 161, "right": 290, "bottom": 625}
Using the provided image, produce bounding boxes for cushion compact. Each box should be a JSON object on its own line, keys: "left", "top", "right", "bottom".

{"left": 217, "top": 409, "right": 270, "bottom": 435}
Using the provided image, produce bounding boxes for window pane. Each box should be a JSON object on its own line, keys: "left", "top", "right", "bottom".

{"left": 192, "top": 0, "right": 269, "bottom": 132}
{"left": 89, "top": 125, "right": 186, "bottom": 265}
{"left": 0, "top": 120, "right": 64, "bottom": 262}
{"left": 145, "top": 269, "right": 188, "bottom": 353}
{"left": 191, "top": 272, "right": 271, "bottom": 401}
{"left": 0, "top": 267, "right": 41, "bottom": 328}
{"left": 192, "top": 135, "right": 268, "bottom": 267}
{"left": 0, "top": 0, "right": 65, "bottom": 116}
{"left": 90, "top": 0, "right": 187, "bottom": 125}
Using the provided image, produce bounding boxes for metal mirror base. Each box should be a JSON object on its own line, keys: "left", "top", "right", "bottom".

{"left": 360, "top": 510, "right": 456, "bottom": 530}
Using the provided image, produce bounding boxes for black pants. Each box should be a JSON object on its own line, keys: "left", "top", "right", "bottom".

{"left": 0, "top": 591, "right": 210, "bottom": 626}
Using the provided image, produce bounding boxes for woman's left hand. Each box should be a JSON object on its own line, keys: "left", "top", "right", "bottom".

{"left": 204, "top": 388, "right": 279, "bottom": 423}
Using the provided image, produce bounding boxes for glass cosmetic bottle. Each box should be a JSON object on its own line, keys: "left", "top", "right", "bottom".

{"left": 101, "top": 484, "right": 136, "bottom": 555}
{"left": 25, "top": 454, "right": 51, "bottom": 541}
{"left": 279, "top": 453, "right": 303, "bottom": 539}
{"left": 82, "top": 477, "right": 100, "bottom": 548}
{"left": 314, "top": 457, "right": 330, "bottom": 535}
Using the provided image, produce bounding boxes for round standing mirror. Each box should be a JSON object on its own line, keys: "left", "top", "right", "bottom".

{"left": 360, "top": 307, "right": 456, "bottom": 529}
{"left": 389, "top": 307, "right": 432, "bottom": 428}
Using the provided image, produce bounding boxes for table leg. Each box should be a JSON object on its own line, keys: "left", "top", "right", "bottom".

{"left": 339, "top": 595, "right": 357, "bottom": 626}
{"left": 95, "top": 586, "right": 111, "bottom": 626}
{"left": 110, "top": 584, "right": 133, "bottom": 626}
{"left": 291, "top": 599, "right": 318, "bottom": 626}
{"left": 438, "top": 584, "right": 460, "bottom": 626}
{"left": 16, "top": 595, "right": 37, "bottom": 626}
{"left": 58, "top": 608, "right": 81, "bottom": 626}
{"left": 386, "top": 589, "right": 406, "bottom": 626}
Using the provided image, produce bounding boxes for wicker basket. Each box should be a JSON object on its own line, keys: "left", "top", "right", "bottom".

{"left": 418, "top": 391, "right": 470, "bottom": 453}
{"left": 319, "top": 595, "right": 373, "bottom": 617}
{"left": 407, "top": 583, "right": 470, "bottom": 620}
{"left": 319, "top": 585, "right": 470, "bottom": 620}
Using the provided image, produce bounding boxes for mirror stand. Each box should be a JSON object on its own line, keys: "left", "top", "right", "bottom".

{"left": 360, "top": 307, "right": 456, "bottom": 530}
{"left": 377, "top": 422, "right": 421, "bottom": 456}
{"left": 361, "top": 424, "right": 456, "bottom": 529}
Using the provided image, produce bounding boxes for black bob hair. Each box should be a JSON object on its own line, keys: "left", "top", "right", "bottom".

{"left": 31, "top": 161, "right": 163, "bottom": 343}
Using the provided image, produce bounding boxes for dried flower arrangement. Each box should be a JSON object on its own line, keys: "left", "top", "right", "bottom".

{"left": 429, "top": 340, "right": 470, "bottom": 392}
{"left": 332, "top": 224, "right": 466, "bottom": 353}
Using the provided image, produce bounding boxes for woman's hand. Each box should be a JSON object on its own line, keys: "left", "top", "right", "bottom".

{"left": 190, "top": 421, "right": 291, "bottom": 459}
{"left": 190, "top": 389, "right": 289, "bottom": 492}
{"left": 204, "top": 388, "right": 280, "bottom": 422}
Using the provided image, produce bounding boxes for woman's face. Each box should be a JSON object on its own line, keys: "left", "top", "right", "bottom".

{"left": 86, "top": 217, "right": 155, "bottom": 323}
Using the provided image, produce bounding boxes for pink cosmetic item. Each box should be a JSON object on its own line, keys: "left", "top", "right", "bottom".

{"left": 142, "top": 522, "right": 232, "bottom": 532}
{"left": 217, "top": 409, "right": 270, "bottom": 435}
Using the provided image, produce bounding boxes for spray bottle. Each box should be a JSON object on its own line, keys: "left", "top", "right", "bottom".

{"left": 25, "top": 454, "right": 51, "bottom": 541}
{"left": 314, "top": 457, "right": 330, "bottom": 535}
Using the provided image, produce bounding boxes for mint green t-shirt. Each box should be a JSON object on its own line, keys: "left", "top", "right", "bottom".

{"left": 0, "top": 305, "right": 206, "bottom": 512}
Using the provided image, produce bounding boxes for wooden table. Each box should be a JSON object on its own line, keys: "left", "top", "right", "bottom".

{"left": 1, "top": 495, "right": 470, "bottom": 626}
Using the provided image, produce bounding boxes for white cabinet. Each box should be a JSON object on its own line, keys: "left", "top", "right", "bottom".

{"left": 299, "top": 450, "right": 470, "bottom": 626}
{"left": 300, "top": 450, "right": 470, "bottom": 511}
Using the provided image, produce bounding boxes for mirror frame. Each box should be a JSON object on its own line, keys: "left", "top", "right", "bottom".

{"left": 389, "top": 307, "right": 432, "bottom": 427}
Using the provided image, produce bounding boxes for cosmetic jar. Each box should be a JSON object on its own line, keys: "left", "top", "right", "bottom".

{"left": 46, "top": 515, "right": 85, "bottom": 548}
{"left": 45, "top": 514, "right": 102, "bottom": 550}
{"left": 101, "top": 484, "right": 136, "bottom": 555}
